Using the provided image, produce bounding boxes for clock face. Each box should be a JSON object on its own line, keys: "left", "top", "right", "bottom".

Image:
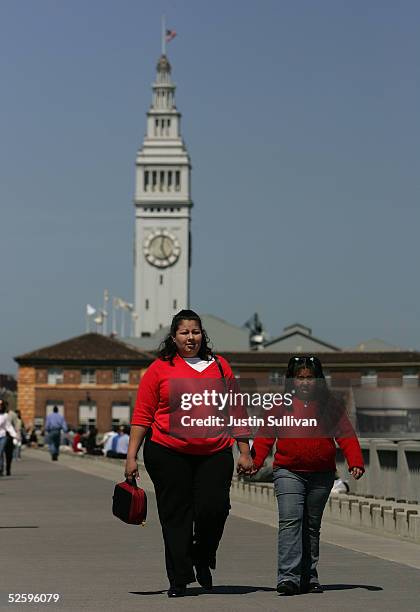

{"left": 144, "top": 230, "right": 181, "bottom": 268}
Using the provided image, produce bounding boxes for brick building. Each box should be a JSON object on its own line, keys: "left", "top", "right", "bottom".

{"left": 15, "top": 333, "right": 153, "bottom": 431}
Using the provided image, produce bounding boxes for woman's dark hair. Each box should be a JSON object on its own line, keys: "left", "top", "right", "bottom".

{"left": 0, "top": 399, "right": 8, "bottom": 413}
{"left": 158, "top": 309, "right": 213, "bottom": 364}
{"left": 284, "top": 356, "right": 330, "bottom": 404}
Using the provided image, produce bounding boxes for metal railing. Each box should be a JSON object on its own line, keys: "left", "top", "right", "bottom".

{"left": 336, "top": 438, "right": 420, "bottom": 504}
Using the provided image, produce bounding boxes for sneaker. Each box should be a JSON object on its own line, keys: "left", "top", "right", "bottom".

{"left": 167, "top": 585, "right": 187, "bottom": 598}
{"left": 277, "top": 580, "right": 299, "bottom": 596}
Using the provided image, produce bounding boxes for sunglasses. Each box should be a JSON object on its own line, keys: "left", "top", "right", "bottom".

{"left": 288, "top": 355, "right": 322, "bottom": 368}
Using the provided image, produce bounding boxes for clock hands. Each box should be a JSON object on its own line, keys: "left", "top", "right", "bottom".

{"left": 145, "top": 232, "right": 179, "bottom": 267}
{"left": 159, "top": 236, "right": 166, "bottom": 258}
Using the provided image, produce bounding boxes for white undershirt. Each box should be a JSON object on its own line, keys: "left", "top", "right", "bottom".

{"left": 183, "top": 357, "right": 215, "bottom": 372}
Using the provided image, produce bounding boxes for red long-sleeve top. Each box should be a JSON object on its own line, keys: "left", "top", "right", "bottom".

{"left": 252, "top": 397, "right": 364, "bottom": 473}
{"left": 131, "top": 354, "right": 249, "bottom": 454}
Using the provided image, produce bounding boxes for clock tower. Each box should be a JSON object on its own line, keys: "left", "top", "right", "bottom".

{"left": 133, "top": 54, "right": 192, "bottom": 336}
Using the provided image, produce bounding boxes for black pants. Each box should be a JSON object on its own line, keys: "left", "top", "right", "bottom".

{"left": 4, "top": 435, "right": 14, "bottom": 475}
{"left": 143, "top": 439, "right": 234, "bottom": 587}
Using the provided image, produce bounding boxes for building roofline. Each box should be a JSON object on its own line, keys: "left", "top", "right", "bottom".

{"left": 264, "top": 330, "right": 340, "bottom": 352}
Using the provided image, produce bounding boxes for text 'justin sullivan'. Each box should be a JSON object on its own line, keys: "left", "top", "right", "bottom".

{"left": 179, "top": 415, "right": 318, "bottom": 428}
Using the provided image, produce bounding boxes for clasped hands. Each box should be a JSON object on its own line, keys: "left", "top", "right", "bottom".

{"left": 236, "top": 452, "right": 257, "bottom": 476}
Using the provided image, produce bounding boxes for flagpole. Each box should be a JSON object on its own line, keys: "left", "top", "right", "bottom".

{"left": 103, "top": 289, "right": 109, "bottom": 335}
{"left": 162, "top": 14, "right": 166, "bottom": 55}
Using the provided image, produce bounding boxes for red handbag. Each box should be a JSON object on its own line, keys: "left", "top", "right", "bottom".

{"left": 112, "top": 476, "right": 147, "bottom": 525}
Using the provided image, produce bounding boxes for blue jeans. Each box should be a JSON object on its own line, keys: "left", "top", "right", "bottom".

{"left": 0, "top": 436, "right": 7, "bottom": 473}
{"left": 47, "top": 430, "right": 61, "bottom": 457}
{"left": 273, "top": 468, "right": 334, "bottom": 588}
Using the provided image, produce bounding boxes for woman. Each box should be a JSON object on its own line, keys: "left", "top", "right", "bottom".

{"left": 125, "top": 309, "right": 253, "bottom": 597}
{"left": 0, "top": 400, "right": 17, "bottom": 476}
{"left": 251, "top": 355, "right": 364, "bottom": 596}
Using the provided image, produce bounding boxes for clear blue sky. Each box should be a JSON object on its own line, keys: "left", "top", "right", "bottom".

{"left": 1, "top": 0, "right": 420, "bottom": 372}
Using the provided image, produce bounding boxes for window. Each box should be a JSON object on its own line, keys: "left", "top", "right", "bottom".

{"left": 268, "top": 371, "right": 283, "bottom": 385}
{"left": 361, "top": 370, "right": 377, "bottom": 386}
{"left": 168, "top": 171, "right": 173, "bottom": 190}
{"left": 144, "top": 171, "right": 149, "bottom": 192}
{"left": 79, "top": 403, "right": 97, "bottom": 426}
{"left": 160, "top": 170, "right": 165, "bottom": 191}
{"left": 48, "top": 368, "right": 63, "bottom": 385}
{"left": 403, "top": 369, "right": 419, "bottom": 387}
{"left": 145, "top": 299, "right": 149, "bottom": 310}
{"left": 112, "top": 403, "right": 130, "bottom": 426}
{"left": 81, "top": 369, "right": 96, "bottom": 384}
{"left": 173, "top": 299, "right": 177, "bottom": 309}
{"left": 152, "top": 171, "right": 157, "bottom": 191}
{"left": 45, "top": 401, "right": 64, "bottom": 416}
{"left": 159, "top": 274, "right": 163, "bottom": 285}
{"left": 113, "top": 368, "right": 129, "bottom": 384}
{"left": 175, "top": 170, "right": 181, "bottom": 191}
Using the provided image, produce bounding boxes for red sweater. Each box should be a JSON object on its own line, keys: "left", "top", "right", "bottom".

{"left": 131, "top": 354, "right": 246, "bottom": 454}
{"left": 252, "top": 398, "right": 364, "bottom": 473}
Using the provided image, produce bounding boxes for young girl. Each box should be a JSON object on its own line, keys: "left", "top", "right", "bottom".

{"left": 251, "top": 355, "right": 364, "bottom": 595}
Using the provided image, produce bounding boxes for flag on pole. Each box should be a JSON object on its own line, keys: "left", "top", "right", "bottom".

{"left": 165, "top": 29, "right": 177, "bottom": 43}
{"left": 86, "top": 304, "right": 96, "bottom": 316}
{"left": 113, "top": 297, "right": 125, "bottom": 309}
{"left": 115, "top": 298, "right": 134, "bottom": 311}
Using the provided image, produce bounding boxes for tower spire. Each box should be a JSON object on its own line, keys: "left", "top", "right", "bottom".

{"left": 133, "top": 48, "right": 193, "bottom": 337}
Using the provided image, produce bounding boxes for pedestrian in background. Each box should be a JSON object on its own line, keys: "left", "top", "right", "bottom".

{"left": 85, "top": 425, "right": 103, "bottom": 455}
{"left": 0, "top": 400, "right": 17, "bottom": 476}
{"left": 107, "top": 425, "right": 129, "bottom": 459}
{"left": 14, "top": 410, "right": 24, "bottom": 459}
{"left": 45, "top": 406, "right": 67, "bottom": 461}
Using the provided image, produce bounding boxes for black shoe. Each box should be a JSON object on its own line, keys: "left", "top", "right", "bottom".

{"left": 277, "top": 580, "right": 299, "bottom": 596}
{"left": 195, "top": 565, "right": 213, "bottom": 590}
{"left": 167, "top": 585, "right": 187, "bottom": 598}
{"left": 308, "top": 583, "right": 324, "bottom": 593}
{"left": 52, "top": 454, "right": 58, "bottom": 461}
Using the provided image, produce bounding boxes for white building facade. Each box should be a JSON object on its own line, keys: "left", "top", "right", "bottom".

{"left": 133, "top": 54, "right": 192, "bottom": 336}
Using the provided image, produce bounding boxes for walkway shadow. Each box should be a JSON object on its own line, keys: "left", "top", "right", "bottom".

{"left": 130, "top": 590, "right": 168, "bottom": 596}
{"left": 323, "top": 584, "right": 383, "bottom": 592}
{"left": 132, "top": 585, "right": 276, "bottom": 596}
{"left": 0, "top": 526, "right": 40, "bottom": 529}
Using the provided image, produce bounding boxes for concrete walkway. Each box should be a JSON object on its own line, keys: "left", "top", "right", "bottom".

{"left": 1, "top": 449, "right": 420, "bottom": 612}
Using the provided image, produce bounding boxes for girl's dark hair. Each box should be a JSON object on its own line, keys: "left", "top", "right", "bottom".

{"left": 284, "top": 356, "right": 348, "bottom": 433}
{"left": 284, "top": 356, "right": 330, "bottom": 404}
{"left": 158, "top": 309, "right": 213, "bottom": 364}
